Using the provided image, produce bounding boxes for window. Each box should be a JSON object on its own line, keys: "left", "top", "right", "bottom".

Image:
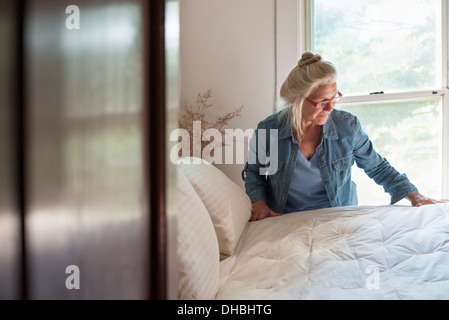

{"left": 293, "top": 0, "right": 449, "bottom": 204}
{"left": 343, "top": 97, "right": 443, "bottom": 205}
{"left": 313, "top": 0, "right": 442, "bottom": 95}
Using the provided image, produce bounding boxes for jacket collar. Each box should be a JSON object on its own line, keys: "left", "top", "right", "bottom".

{"left": 278, "top": 106, "right": 338, "bottom": 140}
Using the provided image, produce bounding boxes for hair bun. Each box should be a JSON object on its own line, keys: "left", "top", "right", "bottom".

{"left": 298, "top": 52, "right": 322, "bottom": 67}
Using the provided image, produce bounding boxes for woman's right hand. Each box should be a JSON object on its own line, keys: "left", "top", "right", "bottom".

{"left": 250, "top": 200, "right": 283, "bottom": 222}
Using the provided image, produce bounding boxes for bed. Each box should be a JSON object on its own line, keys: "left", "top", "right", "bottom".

{"left": 176, "top": 158, "right": 449, "bottom": 300}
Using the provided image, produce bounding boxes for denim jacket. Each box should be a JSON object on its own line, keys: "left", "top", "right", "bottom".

{"left": 242, "top": 107, "right": 418, "bottom": 214}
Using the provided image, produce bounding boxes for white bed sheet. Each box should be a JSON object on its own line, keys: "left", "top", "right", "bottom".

{"left": 216, "top": 203, "right": 449, "bottom": 300}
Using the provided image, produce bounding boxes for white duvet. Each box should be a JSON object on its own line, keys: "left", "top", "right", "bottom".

{"left": 216, "top": 203, "right": 449, "bottom": 300}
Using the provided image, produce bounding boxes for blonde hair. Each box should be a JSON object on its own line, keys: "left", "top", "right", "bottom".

{"left": 280, "top": 52, "right": 337, "bottom": 143}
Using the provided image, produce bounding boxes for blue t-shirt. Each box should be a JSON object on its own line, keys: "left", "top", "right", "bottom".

{"left": 284, "top": 151, "right": 331, "bottom": 213}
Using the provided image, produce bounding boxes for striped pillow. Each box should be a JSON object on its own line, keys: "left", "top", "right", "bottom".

{"left": 177, "top": 167, "right": 220, "bottom": 300}
{"left": 179, "top": 158, "right": 252, "bottom": 260}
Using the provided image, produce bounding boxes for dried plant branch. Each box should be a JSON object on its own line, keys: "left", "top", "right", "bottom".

{"left": 213, "top": 105, "right": 244, "bottom": 131}
{"left": 177, "top": 89, "right": 244, "bottom": 158}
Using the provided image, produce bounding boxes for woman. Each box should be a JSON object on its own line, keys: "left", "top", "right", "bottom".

{"left": 243, "top": 52, "right": 448, "bottom": 222}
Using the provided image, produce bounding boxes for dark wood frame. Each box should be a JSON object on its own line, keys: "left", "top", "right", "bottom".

{"left": 144, "top": 0, "right": 167, "bottom": 300}
{"left": 10, "top": 0, "right": 168, "bottom": 300}
{"left": 16, "top": 0, "right": 28, "bottom": 301}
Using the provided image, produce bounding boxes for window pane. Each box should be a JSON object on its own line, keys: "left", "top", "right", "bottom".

{"left": 313, "top": 0, "right": 441, "bottom": 95}
{"left": 339, "top": 98, "right": 443, "bottom": 205}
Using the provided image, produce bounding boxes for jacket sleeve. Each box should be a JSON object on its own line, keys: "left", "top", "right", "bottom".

{"left": 352, "top": 116, "right": 418, "bottom": 204}
{"left": 242, "top": 125, "right": 269, "bottom": 204}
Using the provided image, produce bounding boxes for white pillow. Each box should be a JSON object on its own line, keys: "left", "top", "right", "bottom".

{"left": 177, "top": 167, "right": 220, "bottom": 300}
{"left": 178, "top": 157, "right": 252, "bottom": 260}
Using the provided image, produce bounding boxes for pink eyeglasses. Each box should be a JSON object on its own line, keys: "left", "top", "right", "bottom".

{"left": 306, "top": 91, "right": 343, "bottom": 109}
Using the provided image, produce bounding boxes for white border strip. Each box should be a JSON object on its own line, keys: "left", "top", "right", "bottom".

{"left": 441, "top": 0, "right": 449, "bottom": 198}
{"left": 298, "top": 0, "right": 312, "bottom": 54}
{"left": 340, "top": 90, "right": 447, "bottom": 104}
{"left": 442, "top": 91, "right": 449, "bottom": 199}
{"left": 441, "top": 0, "right": 448, "bottom": 88}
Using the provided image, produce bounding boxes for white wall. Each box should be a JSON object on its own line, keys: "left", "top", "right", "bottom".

{"left": 179, "top": 0, "right": 277, "bottom": 188}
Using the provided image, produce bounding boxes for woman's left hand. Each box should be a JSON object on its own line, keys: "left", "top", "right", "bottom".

{"left": 406, "top": 192, "right": 449, "bottom": 207}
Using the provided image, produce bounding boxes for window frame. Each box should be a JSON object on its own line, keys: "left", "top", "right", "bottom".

{"left": 275, "top": 0, "right": 449, "bottom": 198}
